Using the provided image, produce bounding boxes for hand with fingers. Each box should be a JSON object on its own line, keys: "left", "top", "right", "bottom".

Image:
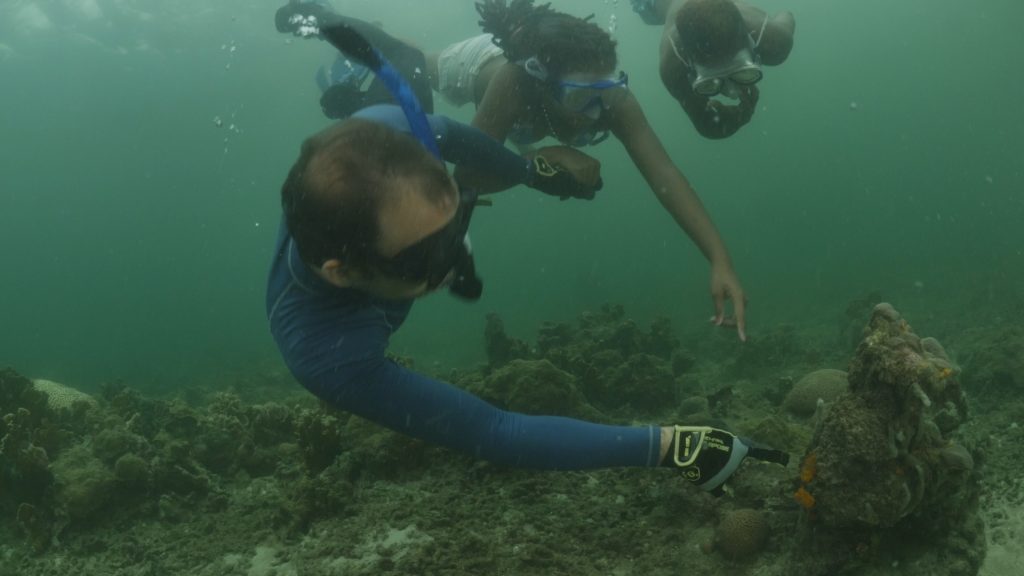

{"left": 710, "top": 261, "right": 747, "bottom": 341}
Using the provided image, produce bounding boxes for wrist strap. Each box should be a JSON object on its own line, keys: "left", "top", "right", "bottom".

{"left": 532, "top": 155, "right": 558, "bottom": 177}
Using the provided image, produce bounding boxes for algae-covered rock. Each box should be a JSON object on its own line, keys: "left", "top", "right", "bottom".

{"left": 113, "top": 453, "right": 151, "bottom": 487}
{"left": 92, "top": 427, "right": 148, "bottom": 465}
{"left": 484, "top": 313, "right": 530, "bottom": 367}
{"left": 52, "top": 444, "right": 116, "bottom": 521}
{"left": 677, "top": 395, "right": 709, "bottom": 419}
{"left": 744, "top": 416, "right": 812, "bottom": 454}
{"left": 782, "top": 368, "right": 848, "bottom": 417}
{"left": 586, "top": 354, "right": 677, "bottom": 414}
{"left": 477, "top": 359, "right": 600, "bottom": 420}
{"left": 959, "top": 325, "right": 1024, "bottom": 396}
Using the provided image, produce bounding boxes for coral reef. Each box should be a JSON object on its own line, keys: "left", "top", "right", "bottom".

{"left": 479, "top": 305, "right": 694, "bottom": 417}
{"left": 958, "top": 325, "right": 1024, "bottom": 398}
{"left": 470, "top": 359, "right": 603, "bottom": 420}
{"left": 1, "top": 301, "right": 1009, "bottom": 576}
{"left": 1, "top": 370, "right": 59, "bottom": 552}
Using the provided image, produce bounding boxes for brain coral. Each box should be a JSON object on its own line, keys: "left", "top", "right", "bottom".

{"left": 783, "top": 369, "right": 848, "bottom": 417}
{"left": 715, "top": 508, "right": 769, "bottom": 560}
{"left": 32, "top": 379, "right": 97, "bottom": 412}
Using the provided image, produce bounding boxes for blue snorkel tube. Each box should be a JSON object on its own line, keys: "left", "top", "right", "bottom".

{"left": 319, "top": 23, "right": 442, "bottom": 160}
{"left": 320, "top": 22, "right": 483, "bottom": 301}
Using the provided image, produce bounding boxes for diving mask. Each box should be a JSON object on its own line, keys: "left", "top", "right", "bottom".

{"left": 363, "top": 191, "right": 478, "bottom": 294}
{"left": 690, "top": 46, "right": 762, "bottom": 97}
{"left": 558, "top": 71, "right": 630, "bottom": 116}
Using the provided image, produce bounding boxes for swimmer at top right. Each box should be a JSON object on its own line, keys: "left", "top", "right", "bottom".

{"left": 631, "top": 0, "right": 795, "bottom": 139}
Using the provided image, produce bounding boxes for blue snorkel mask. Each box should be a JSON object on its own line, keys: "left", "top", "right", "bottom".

{"left": 517, "top": 56, "right": 625, "bottom": 147}
{"left": 559, "top": 71, "right": 629, "bottom": 117}
{"left": 319, "top": 23, "right": 482, "bottom": 300}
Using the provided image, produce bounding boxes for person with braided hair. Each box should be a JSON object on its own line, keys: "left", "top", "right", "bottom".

{"left": 427, "top": 0, "right": 749, "bottom": 339}
{"left": 630, "top": 0, "right": 795, "bottom": 138}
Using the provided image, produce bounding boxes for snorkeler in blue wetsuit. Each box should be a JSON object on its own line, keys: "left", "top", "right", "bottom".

{"left": 267, "top": 22, "right": 787, "bottom": 489}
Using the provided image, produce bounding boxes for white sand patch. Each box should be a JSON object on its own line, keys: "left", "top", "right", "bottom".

{"left": 324, "top": 524, "right": 434, "bottom": 571}
{"left": 247, "top": 545, "right": 297, "bottom": 576}
{"left": 981, "top": 495, "right": 1024, "bottom": 575}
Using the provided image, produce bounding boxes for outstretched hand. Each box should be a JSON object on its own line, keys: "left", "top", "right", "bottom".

{"left": 664, "top": 425, "right": 789, "bottom": 495}
{"left": 710, "top": 262, "right": 747, "bottom": 342}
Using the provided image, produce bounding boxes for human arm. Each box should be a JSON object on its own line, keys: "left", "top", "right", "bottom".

{"left": 736, "top": 2, "right": 795, "bottom": 65}
{"left": 269, "top": 293, "right": 661, "bottom": 470}
{"left": 450, "top": 64, "right": 603, "bottom": 196}
{"left": 608, "top": 94, "right": 747, "bottom": 339}
{"left": 353, "top": 105, "right": 600, "bottom": 198}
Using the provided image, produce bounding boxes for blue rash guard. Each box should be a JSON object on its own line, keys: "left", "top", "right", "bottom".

{"left": 266, "top": 105, "right": 661, "bottom": 470}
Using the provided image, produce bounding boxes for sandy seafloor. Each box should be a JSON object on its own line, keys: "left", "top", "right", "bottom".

{"left": 1, "top": 302, "right": 1021, "bottom": 576}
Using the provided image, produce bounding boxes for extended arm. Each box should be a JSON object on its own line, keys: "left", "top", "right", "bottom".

{"left": 275, "top": 297, "right": 661, "bottom": 470}
{"left": 354, "top": 105, "right": 599, "bottom": 199}
{"left": 736, "top": 2, "right": 795, "bottom": 65}
{"left": 609, "top": 94, "right": 747, "bottom": 337}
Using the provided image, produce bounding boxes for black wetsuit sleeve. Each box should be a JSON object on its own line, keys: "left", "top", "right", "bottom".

{"left": 353, "top": 105, "right": 531, "bottom": 188}
{"left": 311, "top": 11, "right": 433, "bottom": 114}
{"left": 434, "top": 117, "right": 532, "bottom": 186}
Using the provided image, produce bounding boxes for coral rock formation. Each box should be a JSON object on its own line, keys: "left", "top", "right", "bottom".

{"left": 794, "top": 303, "right": 984, "bottom": 574}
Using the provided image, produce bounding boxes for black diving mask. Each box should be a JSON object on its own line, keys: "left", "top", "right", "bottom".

{"left": 364, "top": 192, "right": 479, "bottom": 297}
{"left": 321, "top": 23, "right": 482, "bottom": 299}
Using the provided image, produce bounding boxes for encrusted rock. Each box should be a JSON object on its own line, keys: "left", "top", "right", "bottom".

{"left": 478, "top": 359, "right": 600, "bottom": 420}
{"left": 792, "top": 303, "right": 983, "bottom": 574}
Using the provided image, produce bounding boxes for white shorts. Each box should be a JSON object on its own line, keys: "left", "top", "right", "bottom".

{"left": 436, "top": 34, "right": 505, "bottom": 107}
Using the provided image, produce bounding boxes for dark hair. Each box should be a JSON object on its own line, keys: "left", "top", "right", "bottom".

{"left": 476, "top": 0, "right": 617, "bottom": 79}
{"left": 281, "top": 119, "right": 452, "bottom": 269}
{"left": 676, "top": 0, "right": 747, "bottom": 64}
